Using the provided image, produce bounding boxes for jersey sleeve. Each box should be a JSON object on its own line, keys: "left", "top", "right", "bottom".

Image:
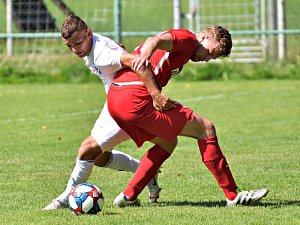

{"left": 94, "top": 44, "right": 125, "bottom": 75}
{"left": 165, "top": 29, "right": 198, "bottom": 54}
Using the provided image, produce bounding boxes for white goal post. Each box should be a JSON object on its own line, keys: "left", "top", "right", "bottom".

{"left": 6, "top": 0, "right": 12, "bottom": 57}
{"left": 172, "top": 0, "right": 289, "bottom": 62}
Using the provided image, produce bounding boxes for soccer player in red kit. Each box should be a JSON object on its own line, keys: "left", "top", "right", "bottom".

{"left": 107, "top": 26, "right": 269, "bottom": 207}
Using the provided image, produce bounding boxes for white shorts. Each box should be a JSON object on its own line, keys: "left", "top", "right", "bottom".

{"left": 91, "top": 101, "right": 130, "bottom": 152}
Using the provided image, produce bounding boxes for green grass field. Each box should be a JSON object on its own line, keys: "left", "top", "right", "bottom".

{"left": 1, "top": 80, "right": 299, "bottom": 225}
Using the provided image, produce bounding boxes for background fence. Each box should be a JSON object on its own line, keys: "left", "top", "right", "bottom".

{"left": 0, "top": 0, "right": 299, "bottom": 68}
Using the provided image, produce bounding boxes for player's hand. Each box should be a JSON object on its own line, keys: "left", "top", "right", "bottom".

{"left": 132, "top": 56, "right": 151, "bottom": 72}
{"left": 152, "top": 93, "right": 177, "bottom": 111}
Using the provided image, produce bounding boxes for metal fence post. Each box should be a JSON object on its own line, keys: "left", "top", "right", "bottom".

{"left": 6, "top": 0, "right": 13, "bottom": 56}
{"left": 277, "top": 0, "right": 286, "bottom": 60}
{"left": 114, "top": 0, "right": 121, "bottom": 43}
{"left": 173, "top": 0, "right": 182, "bottom": 29}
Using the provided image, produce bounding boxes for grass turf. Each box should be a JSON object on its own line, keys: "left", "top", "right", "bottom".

{"left": 0, "top": 80, "right": 299, "bottom": 225}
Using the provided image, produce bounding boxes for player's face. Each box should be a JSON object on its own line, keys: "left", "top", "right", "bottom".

{"left": 62, "top": 29, "right": 93, "bottom": 58}
{"left": 190, "top": 37, "right": 221, "bottom": 62}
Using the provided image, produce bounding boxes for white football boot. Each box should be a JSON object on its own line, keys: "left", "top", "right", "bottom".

{"left": 42, "top": 199, "right": 68, "bottom": 211}
{"left": 114, "top": 172, "right": 161, "bottom": 207}
{"left": 147, "top": 173, "right": 161, "bottom": 203}
{"left": 113, "top": 192, "right": 140, "bottom": 207}
{"left": 42, "top": 186, "right": 74, "bottom": 211}
{"left": 226, "top": 188, "right": 269, "bottom": 206}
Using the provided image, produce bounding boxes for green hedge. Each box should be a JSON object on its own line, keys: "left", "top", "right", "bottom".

{"left": 177, "top": 60, "right": 300, "bottom": 81}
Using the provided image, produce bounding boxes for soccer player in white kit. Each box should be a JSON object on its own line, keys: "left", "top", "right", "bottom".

{"left": 42, "top": 15, "right": 173, "bottom": 210}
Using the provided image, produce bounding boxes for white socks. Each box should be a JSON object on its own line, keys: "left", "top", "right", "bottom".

{"left": 57, "top": 158, "right": 94, "bottom": 204}
{"left": 57, "top": 150, "right": 140, "bottom": 204}
{"left": 105, "top": 150, "right": 140, "bottom": 173}
{"left": 106, "top": 150, "right": 157, "bottom": 193}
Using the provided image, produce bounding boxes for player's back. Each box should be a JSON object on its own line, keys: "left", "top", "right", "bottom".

{"left": 114, "top": 43, "right": 194, "bottom": 89}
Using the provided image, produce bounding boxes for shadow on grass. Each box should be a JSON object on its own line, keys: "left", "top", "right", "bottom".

{"left": 155, "top": 200, "right": 225, "bottom": 207}
{"left": 255, "top": 200, "right": 300, "bottom": 208}
{"left": 153, "top": 199, "right": 300, "bottom": 208}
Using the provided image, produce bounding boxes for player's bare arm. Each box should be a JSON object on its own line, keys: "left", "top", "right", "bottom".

{"left": 120, "top": 53, "right": 176, "bottom": 111}
{"left": 132, "top": 32, "right": 173, "bottom": 71}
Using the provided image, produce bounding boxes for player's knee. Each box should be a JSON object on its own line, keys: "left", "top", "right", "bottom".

{"left": 162, "top": 138, "right": 178, "bottom": 154}
{"left": 78, "top": 139, "right": 102, "bottom": 160}
{"left": 187, "top": 114, "right": 216, "bottom": 139}
{"left": 203, "top": 119, "right": 216, "bottom": 137}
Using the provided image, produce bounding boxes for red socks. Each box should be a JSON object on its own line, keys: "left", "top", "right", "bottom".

{"left": 123, "top": 138, "right": 237, "bottom": 201}
{"left": 198, "top": 137, "right": 238, "bottom": 200}
{"left": 123, "top": 145, "right": 170, "bottom": 199}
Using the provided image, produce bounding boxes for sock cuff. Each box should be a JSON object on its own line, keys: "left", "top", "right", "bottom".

{"left": 197, "top": 136, "right": 223, "bottom": 162}
{"left": 76, "top": 157, "right": 95, "bottom": 164}
{"left": 198, "top": 136, "right": 218, "bottom": 144}
{"left": 102, "top": 154, "right": 113, "bottom": 168}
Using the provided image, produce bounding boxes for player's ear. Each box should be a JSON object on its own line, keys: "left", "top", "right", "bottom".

{"left": 196, "top": 33, "right": 208, "bottom": 43}
{"left": 202, "top": 34, "right": 209, "bottom": 41}
{"left": 86, "top": 28, "right": 92, "bottom": 36}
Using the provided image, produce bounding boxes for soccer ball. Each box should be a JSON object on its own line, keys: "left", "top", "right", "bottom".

{"left": 69, "top": 183, "right": 104, "bottom": 215}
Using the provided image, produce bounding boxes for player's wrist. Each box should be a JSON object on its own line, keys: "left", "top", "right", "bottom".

{"left": 149, "top": 90, "right": 162, "bottom": 99}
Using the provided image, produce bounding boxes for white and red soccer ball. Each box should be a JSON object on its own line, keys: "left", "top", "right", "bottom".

{"left": 69, "top": 183, "right": 104, "bottom": 215}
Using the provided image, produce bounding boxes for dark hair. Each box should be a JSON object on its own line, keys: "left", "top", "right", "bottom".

{"left": 61, "top": 15, "right": 88, "bottom": 39}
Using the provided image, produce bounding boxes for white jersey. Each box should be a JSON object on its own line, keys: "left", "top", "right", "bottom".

{"left": 84, "top": 33, "right": 126, "bottom": 93}
{"left": 82, "top": 33, "right": 130, "bottom": 152}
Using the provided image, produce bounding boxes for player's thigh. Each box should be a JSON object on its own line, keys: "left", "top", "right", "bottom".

{"left": 91, "top": 101, "right": 130, "bottom": 152}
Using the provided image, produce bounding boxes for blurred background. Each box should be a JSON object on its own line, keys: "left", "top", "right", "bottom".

{"left": 0, "top": 0, "right": 299, "bottom": 82}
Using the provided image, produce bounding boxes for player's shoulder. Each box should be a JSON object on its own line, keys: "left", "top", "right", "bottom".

{"left": 170, "top": 29, "right": 197, "bottom": 47}
{"left": 168, "top": 28, "right": 195, "bottom": 37}
{"left": 94, "top": 33, "right": 124, "bottom": 54}
{"left": 93, "top": 33, "right": 120, "bottom": 49}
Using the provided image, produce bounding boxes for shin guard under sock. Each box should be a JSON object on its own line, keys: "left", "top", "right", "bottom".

{"left": 123, "top": 145, "right": 170, "bottom": 199}
{"left": 198, "top": 137, "right": 238, "bottom": 200}
{"left": 57, "top": 158, "right": 94, "bottom": 204}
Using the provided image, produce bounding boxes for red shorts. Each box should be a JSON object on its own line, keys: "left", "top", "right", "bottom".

{"left": 107, "top": 84, "right": 194, "bottom": 147}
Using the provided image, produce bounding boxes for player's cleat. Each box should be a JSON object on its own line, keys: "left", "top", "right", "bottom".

{"left": 226, "top": 188, "right": 269, "bottom": 206}
{"left": 149, "top": 187, "right": 161, "bottom": 203}
{"left": 147, "top": 174, "right": 161, "bottom": 203}
{"left": 42, "top": 199, "right": 68, "bottom": 211}
{"left": 113, "top": 192, "right": 140, "bottom": 208}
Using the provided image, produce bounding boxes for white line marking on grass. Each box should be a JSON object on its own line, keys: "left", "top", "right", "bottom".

{"left": 182, "top": 94, "right": 225, "bottom": 103}
{"left": 0, "top": 109, "right": 99, "bottom": 124}
{"left": 182, "top": 87, "right": 294, "bottom": 103}
{"left": 182, "top": 91, "right": 252, "bottom": 103}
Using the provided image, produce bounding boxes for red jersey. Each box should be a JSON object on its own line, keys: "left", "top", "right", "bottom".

{"left": 113, "top": 29, "right": 198, "bottom": 89}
